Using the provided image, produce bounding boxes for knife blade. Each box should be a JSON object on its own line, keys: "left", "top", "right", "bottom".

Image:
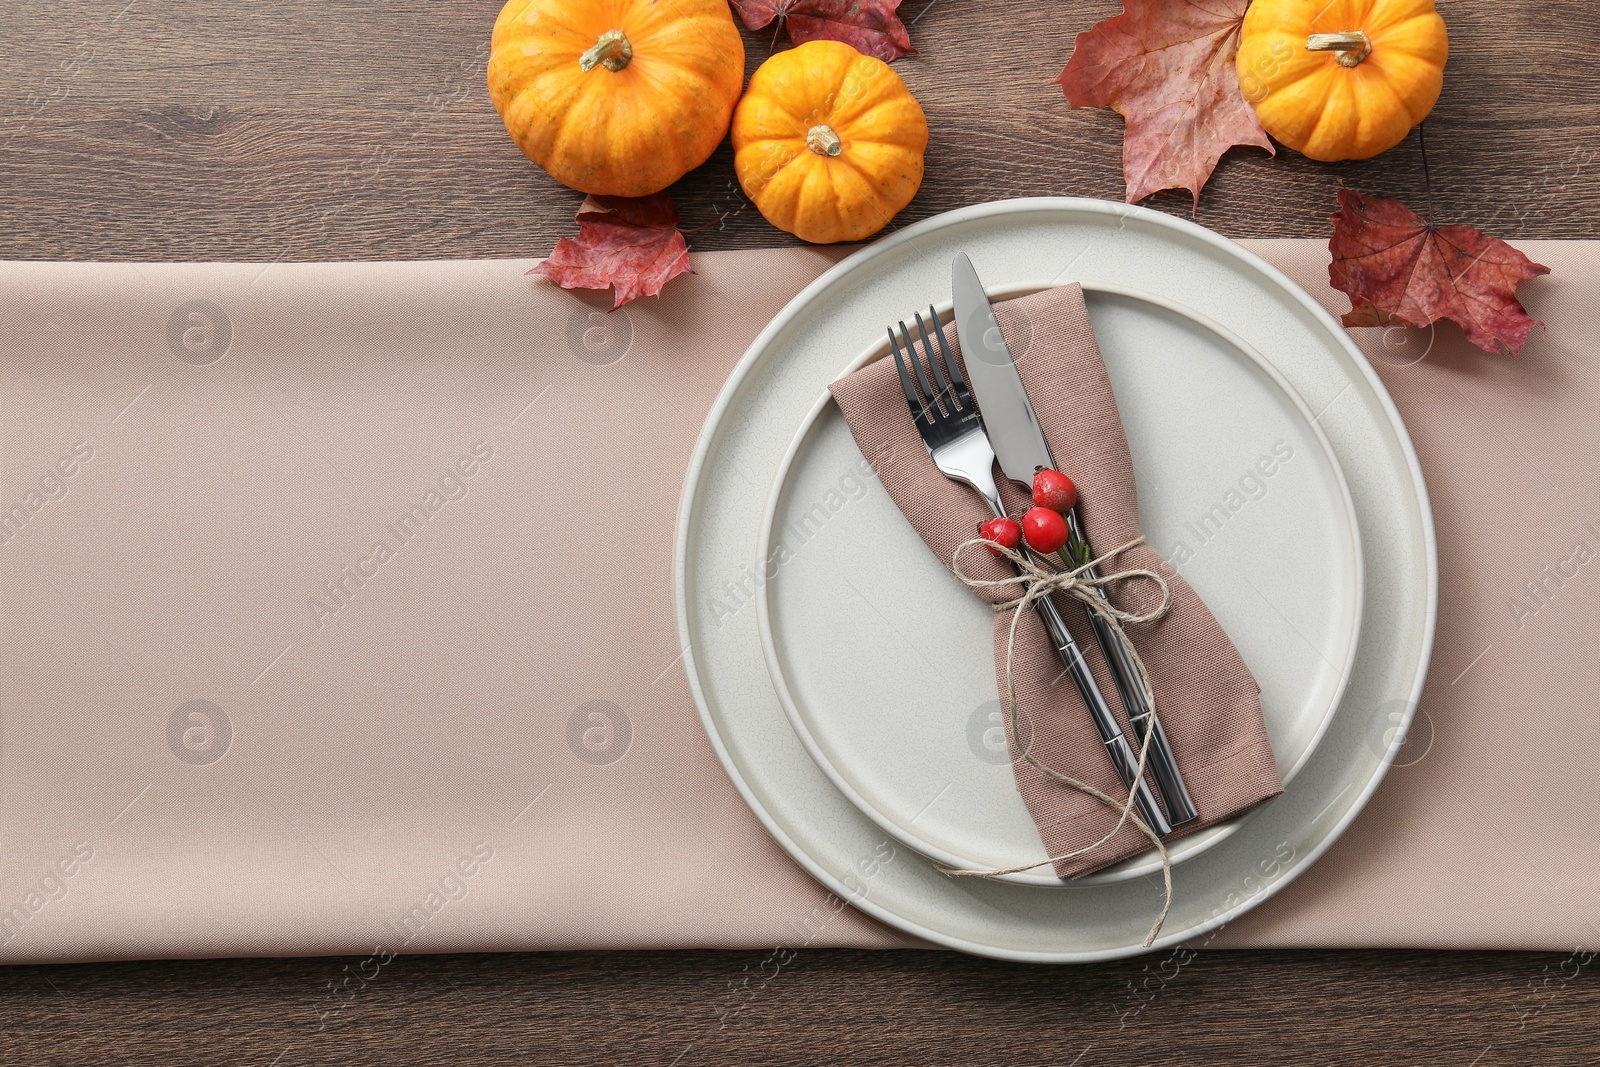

{"left": 953, "top": 253, "right": 1199, "bottom": 826}
{"left": 952, "top": 253, "right": 1055, "bottom": 487}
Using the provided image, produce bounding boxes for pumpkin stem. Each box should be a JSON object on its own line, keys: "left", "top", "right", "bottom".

{"left": 806, "top": 124, "right": 843, "bottom": 158}
{"left": 579, "top": 29, "right": 633, "bottom": 73}
{"left": 1306, "top": 30, "right": 1373, "bottom": 67}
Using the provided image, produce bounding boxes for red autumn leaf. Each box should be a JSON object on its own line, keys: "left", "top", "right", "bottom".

{"left": 529, "top": 193, "right": 692, "bottom": 310}
{"left": 1055, "top": 0, "right": 1272, "bottom": 206}
{"left": 730, "top": 0, "right": 913, "bottom": 62}
{"left": 1329, "top": 188, "right": 1551, "bottom": 357}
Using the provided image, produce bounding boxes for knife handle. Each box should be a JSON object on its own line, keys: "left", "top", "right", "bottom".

{"left": 1087, "top": 606, "right": 1199, "bottom": 825}
{"left": 1033, "top": 595, "right": 1173, "bottom": 839}
{"left": 1064, "top": 510, "right": 1199, "bottom": 826}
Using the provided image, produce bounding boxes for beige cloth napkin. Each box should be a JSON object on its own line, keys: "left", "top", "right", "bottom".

{"left": 0, "top": 240, "right": 1595, "bottom": 962}
{"left": 828, "top": 285, "right": 1282, "bottom": 877}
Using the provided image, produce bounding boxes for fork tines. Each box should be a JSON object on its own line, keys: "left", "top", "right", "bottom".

{"left": 888, "top": 307, "right": 972, "bottom": 427}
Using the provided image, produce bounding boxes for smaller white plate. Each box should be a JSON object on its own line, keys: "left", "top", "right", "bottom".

{"left": 756, "top": 283, "right": 1363, "bottom": 886}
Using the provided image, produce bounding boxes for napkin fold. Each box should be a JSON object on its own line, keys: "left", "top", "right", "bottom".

{"left": 828, "top": 283, "right": 1284, "bottom": 877}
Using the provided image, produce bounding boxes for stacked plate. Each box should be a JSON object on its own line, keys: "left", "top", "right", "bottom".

{"left": 674, "top": 199, "right": 1437, "bottom": 962}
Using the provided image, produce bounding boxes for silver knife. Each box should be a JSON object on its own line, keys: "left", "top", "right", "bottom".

{"left": 954, "top": 252, "right": 1198, "bottom": 827}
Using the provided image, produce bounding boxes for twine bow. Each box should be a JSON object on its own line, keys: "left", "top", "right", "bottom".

{"left": 946, "top": 534, "right": 1176, "bottom": 946}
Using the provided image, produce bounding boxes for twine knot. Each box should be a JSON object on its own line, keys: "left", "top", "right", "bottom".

{"left": 961, "top": 536, "right": 1171, "bottom": 631}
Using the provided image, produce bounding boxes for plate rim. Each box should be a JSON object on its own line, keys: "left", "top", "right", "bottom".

{"left": 752, "top": 280, "right": 1366, "bottom": 887}
{"left": 674, "top": 196, "right": 1438, "bottom": 962}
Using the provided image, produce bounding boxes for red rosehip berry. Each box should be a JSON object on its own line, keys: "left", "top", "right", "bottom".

{"left": 1022, "top": 507, "right": 1069, "bottom": 554}
{"left": 1032, "top": 468, "right": 1077, "bottom": 513}
{"left": 979, "top": 517, "right": 1022, "bottom": 556}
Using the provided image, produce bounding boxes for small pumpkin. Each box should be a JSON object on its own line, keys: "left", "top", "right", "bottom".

{"left": 488, "top": 0, "right": 744, "bottom": 197}
{"left": 1237, "top": 0, "right": 1448, "bottom": 162}
{"left": 732, "top": 40, "right": 928, "bottom": 244}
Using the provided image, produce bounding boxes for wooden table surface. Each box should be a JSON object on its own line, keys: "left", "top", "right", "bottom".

{"left": 4, "top": 1, "right": 1599, "bottom": 1063}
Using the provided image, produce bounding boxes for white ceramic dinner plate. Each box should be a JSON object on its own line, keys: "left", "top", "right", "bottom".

{"left": 675, "top": 198, "right": 1436, "bottom": 962}
{"left": 755, "top": 284, "right": 1363, "bottom": 886}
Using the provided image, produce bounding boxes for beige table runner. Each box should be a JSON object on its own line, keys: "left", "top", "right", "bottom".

{"left": 0, "top": 241, "right": 1593, "bottom": 963}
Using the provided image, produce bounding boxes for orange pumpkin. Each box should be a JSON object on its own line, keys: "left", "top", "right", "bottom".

{"left": 488, "top": 0, "right": 744, "bottom": 197}
{"left": 732, "top": 40, "right": 928, "bottom": 244}
{"left": 1237, "top": 0, "right": 1448, "bottom": 162}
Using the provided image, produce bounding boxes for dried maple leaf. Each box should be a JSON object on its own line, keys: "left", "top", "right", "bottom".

{"left": 529, "top": 193, "right": 692, "bottom": 310}
{"left": 1329, "top": 188, "right": 1551, "bottom": 356}
{"left": 730, "top": 0, "right": 913, "bottom": 63}
{"left": 1055, "top": 0, "right": 1272, "bottom": 206}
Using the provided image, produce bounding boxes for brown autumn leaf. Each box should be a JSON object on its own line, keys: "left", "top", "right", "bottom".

{"left": 1055, "top": 0, "right": 1272, "bottom": 206}
{"left": 730, "top": 0, "right": 913, "bottom": 62}
{"left": 1329, "top": 188, "right": 1551, "bottom": 356}
{"left": 529, "top": 193, "right": 692, "bottom": 310}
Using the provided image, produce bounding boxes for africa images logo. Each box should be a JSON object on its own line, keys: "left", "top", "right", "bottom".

{"left": 707, "top": 456, "right": 879, "bottom": 629}
{"left": 1164, "top": 440, "right": 1294, "bottom": 569}
{"left": 0, "top": 441, "right": 94, "bottom": 549}
{"left": 166, "top": 300, "right": 232, "bottom": 366}
{"left": 308, "top": 443, "right": 494, "bottom": 629}
{"left": 0, "top": 842, "right": 95, "bottom": 948}
{"left": 567, "top": 701, "right": 632, "bottom": 766}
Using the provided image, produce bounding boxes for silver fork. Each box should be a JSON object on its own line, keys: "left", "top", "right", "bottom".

{"left": 889, "top": 310, "right": 1172, "bottom": 840}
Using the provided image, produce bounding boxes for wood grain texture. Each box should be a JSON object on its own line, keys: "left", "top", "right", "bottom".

{"left": 2, "top": 948, "right": 1599, "bottom": 1064}
{"left": 3, "top": 0, "right": 1599, "bottom": 264}
{"left": 5, "top": 1, "right": 1600, "bottom": 1063}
